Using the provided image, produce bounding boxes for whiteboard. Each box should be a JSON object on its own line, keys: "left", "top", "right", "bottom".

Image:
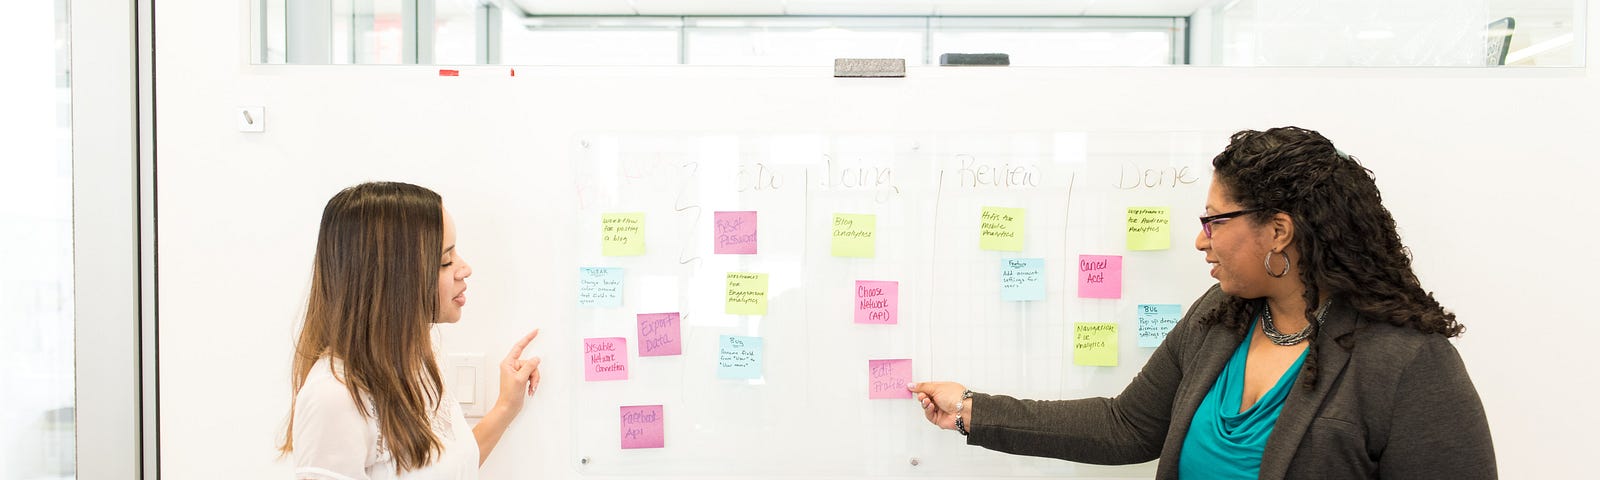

{"left": 565, "top": 132, "right": 1216, "bottom": 476}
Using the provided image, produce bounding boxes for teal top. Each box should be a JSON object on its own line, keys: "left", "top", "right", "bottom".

{"left": 1178, "top": 318, "right": 1309, "bottom": 479}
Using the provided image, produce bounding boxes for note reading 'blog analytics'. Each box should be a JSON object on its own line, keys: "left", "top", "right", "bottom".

{"left": 831, "top": 213, "right": 876, "bottom": 258}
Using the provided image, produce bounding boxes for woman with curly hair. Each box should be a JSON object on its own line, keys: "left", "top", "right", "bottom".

{"left": 911, "top": 127, "right": 1494, "bottom": 479}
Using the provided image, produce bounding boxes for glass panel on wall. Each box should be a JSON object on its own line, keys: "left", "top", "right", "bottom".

{"left": 685, "top": 17, "right": 927, "bottom": 65}
{"left": 254, "top": 0, "right": 1585, "bottom": 66}
{"left": 0, "top": 0, "right": 76, "bottom": 477}
{"left": 930, "top": 17, "right": 1183, "bottom": 66}
{"left": 1192, "top": 0, "right": 1583, "bottom": 66}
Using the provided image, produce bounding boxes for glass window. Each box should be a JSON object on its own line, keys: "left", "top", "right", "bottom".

{"left": 0, "top": 0, "right": 75, "bottom": 477}
{"left": 684, "top": 17, "right": 927, "bottom": 66}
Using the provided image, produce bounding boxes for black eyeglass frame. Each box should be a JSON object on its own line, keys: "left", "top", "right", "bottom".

{"left": 1198, "top": 208, "right": 1266, "bottom": 238}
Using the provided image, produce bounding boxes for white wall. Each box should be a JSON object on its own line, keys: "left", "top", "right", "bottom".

{"left": 156, "top": 0, "right": 1600, "bottom": 478}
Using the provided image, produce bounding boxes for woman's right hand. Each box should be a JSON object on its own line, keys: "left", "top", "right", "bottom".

{"left": 908, "top": 381, "right": 968, "bottom": 431}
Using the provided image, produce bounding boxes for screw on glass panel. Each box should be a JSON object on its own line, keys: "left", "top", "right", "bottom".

{"left": 910, "top": 457, "right": 921, "bottom": 466}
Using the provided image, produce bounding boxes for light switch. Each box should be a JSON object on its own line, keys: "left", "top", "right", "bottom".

{"left": 454, "top": 366, "right": 476, "bottom": 403}
{"left": 238, "top": 106, "right": 265, "bottom": 132}
{"left": 446, "top": 353, "right": 486, "bottom": 417}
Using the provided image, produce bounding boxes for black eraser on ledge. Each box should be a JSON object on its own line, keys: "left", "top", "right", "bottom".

{"left": 939, "top": 53, "right": 1010, "bottom": 66}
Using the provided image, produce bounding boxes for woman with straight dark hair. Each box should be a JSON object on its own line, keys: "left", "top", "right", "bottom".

{"left": 911, "top": 127, "right": 1495, "bottom": 479}
{"left": 280, "top": 181, "right": 542, "bottom": 479}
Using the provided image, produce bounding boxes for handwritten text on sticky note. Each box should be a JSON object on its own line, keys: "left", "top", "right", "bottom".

{"left": 980, "top": 206, "right": 1025, "bottom": 251}
{"left": 601, "top": 213, "right": 645, "bottom": 256}
{"left": 637, "top": 312, "right": 682, "bottom": 357}
{"left": 1127, "top": 207, "right": 1172, "bottom": 251}
{"left": 725, "top": 272, "right": 769, "bottom": 315}
{"left": 717, "top": 335, "right": 763, "bottom": 379}
{"left": 584, "top": 337, "right": 629, "bottom": 381}
{"left": 714, "top": 211, "right": 758, "bottom": 254}
{"left": 1000, "top": 258, "right": 1046, "bottom": 301}
{"left": 1074, "top": 323, "right": 1118, "bottom": 366}
{"left": 831, "top": 213, "right": 877, "bottom": 258}
{"left": 854, "top": 280, "right": 899, "bottom": 324}
{"left": 577, "top": 267, "right": 623, "bottom": 307}
{"left": 868, "top": 359, "right": 913, "bottom": 399}
{"left": 620, "top": 405, "right": 664, "bottom": 449}
{"left": 1077, "top": 255, "right": 1123, "bottom": 299}
{"left": 1138, "top": 304, "right": 1182, "bottom": 348}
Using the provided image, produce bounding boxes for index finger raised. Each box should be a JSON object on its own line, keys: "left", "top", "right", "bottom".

{"left": 505, "top": 328, "right": 540, "bottom": 361}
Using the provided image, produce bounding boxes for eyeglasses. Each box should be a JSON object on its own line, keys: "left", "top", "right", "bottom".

{"left": 1198, "top": 208, "right": 1264, "bottom": 238}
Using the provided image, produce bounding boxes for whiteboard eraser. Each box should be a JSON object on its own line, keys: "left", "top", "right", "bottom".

{"left": 939, "top": 53, "right": 1010, "bottom": 66}
{"left": 834, "top": 58, "right": 906, "bottom": 78}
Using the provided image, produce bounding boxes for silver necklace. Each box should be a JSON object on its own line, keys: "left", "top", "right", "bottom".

{"left": 1261, "top": 301, "right": 1331, "bottom": 346}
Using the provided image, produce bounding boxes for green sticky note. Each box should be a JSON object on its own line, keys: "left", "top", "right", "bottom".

{"left": 725, "top": 272, "right": 769, "bottom": 315}
{"left": 601, "top": 212, "right": 645, "bottom": 256}
{"left": 1126, "top": 207, "right": 1171, "bottom": 251}
{"left": 979, "top": 207, "right": 1025, "bottom": 251}
{"left": 1073, "top": 322, "right": 1118, "bottom": 366}
{"left": 831, "top": 213, "right": 876, "bottom": 258}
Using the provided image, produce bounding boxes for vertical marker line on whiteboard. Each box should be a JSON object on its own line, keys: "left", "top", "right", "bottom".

{"left": 928, "top": 170, "right": 944, "bottom": 377}
{"left": 1061, "top": 172, "right": 1076, "bottom": 393}
{"left": 802, "top": 168, "right": 812, "bottom": 400}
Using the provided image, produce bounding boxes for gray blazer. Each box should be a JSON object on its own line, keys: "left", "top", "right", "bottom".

{"left": 966, "top": 284, "right": 1496, "bottom": 479}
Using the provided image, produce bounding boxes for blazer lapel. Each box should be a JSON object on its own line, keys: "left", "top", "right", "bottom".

{"left": 1154, "top": 321, "right": 1246, "bottom": 479}
{"left": 1256, "top": 302, "right": 1358, "bottom": 479}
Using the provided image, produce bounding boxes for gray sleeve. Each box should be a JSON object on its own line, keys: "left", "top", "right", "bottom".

{"left": 1377, "top": 336, "right": 1497, "bottom": 479}
{"left": 964, "top": 285, "right": 1219, "bottom": 465}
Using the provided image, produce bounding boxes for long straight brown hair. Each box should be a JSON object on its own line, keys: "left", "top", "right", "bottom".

{"left": 280, "top": 181, "right": 447, "bottom": 472}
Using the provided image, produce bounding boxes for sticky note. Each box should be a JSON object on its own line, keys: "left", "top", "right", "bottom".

{"left": 980, "top": 207, "right": 1025, "bottom": 251}
{"left": 1126, "top": 207, "right": 1172, "bottom": 251}
{"left": 1077, "top": 255, "right": 1123, "bottom": 299}
{"left": 714, "top": 211, "right": 758, "bottom": 255}
{"left": 725, "top": 272, "right": 769, "bottom": 315}
{"left": 601, "top": 212, "right": 645, "bottom": 256}
{"left": 1137, "top": 304, "right": 1182, "bottom": 348}
{"left": 1074, "top": 323, "right": 1118, "bottom": 366}
{"left": 583, "top": 337, "right": 628, "bottom": 381}
{"left": 577, "top": 267, "right": 624, "bottom": 307}
{"left": 636, "top": 312, "right": 682, "bottom": 357}
{"left": 717, "top": 335, "right": 763, "bottom": 379}
{"left": 1000, "top": 258, "right": 1046, "bottom": 301}
{"left": 831, "top": 213, "right": 876, "bottom": 258}
{"left": 854, "top": 280, "right": 899, "bottom": 324}
{"left": 868, "top": 359, "right": 913, "bottom": 399}
{"left": 620, "top": 405, "right": 664, "bottom": 449}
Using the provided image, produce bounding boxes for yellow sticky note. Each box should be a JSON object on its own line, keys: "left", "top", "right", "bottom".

{"left": 1073, "top": 322, "right": 1118, "bottom": 366}
{"left": 831, "top": 213, "right": 876, "bottom": 258}
{"left": 979, "top": 207, "right": 1025, "bottom": 251}
{"left": 601, "top": 213, "right": 646, "bottom": 256}
{"left": 725, "top": 272, "right": 769, "bottom": 315}
{"left": 1126, "top": 207, "right": 1171, "bottom": 251}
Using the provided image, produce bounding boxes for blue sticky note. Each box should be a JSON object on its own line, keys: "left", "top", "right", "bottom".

{"left": 1137, "top": 304, "right": 1182, "bottom": 347}
{"left": 577, "top": 267, "right": 624, "bottom": 308}
{"left": 717, "top": 335, "right": 763, "bottom": 380}
{"left": 1000, "top": 258, "right": 1046, "bottom": 301}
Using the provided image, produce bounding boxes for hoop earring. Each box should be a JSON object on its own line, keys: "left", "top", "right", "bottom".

{"left": 1265, "top": 251, "right": 1291, "bottom": 278}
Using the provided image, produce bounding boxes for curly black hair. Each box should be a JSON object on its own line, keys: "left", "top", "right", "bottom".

{"left": 1199, "top": 127, "right": 1463, "bottom": 388}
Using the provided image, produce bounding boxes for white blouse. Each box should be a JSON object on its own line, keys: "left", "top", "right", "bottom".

{"left": 292, "top": 357, "right": 478, "bottom": 480}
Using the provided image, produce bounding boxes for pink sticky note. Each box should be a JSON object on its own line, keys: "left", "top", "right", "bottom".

{"left": 620, "top": 405, "right": 664, "bottom": 449}
{"left": 713, "top": 211, "right": 758, "bottom": 254}
{"left": 1077, "top": 255, "right": 1123, "bottom": 299}
{"left": 868, "top": 359, "right": 913, "bottom": 399}
{"left": 854, "top": 280, "right": 899, "bottom": 324}
{"left": 637, "top": 312, "right": 682, "bottom": 357}
{"left": 583, "top": 337, "right": 629, "bottom": 381}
